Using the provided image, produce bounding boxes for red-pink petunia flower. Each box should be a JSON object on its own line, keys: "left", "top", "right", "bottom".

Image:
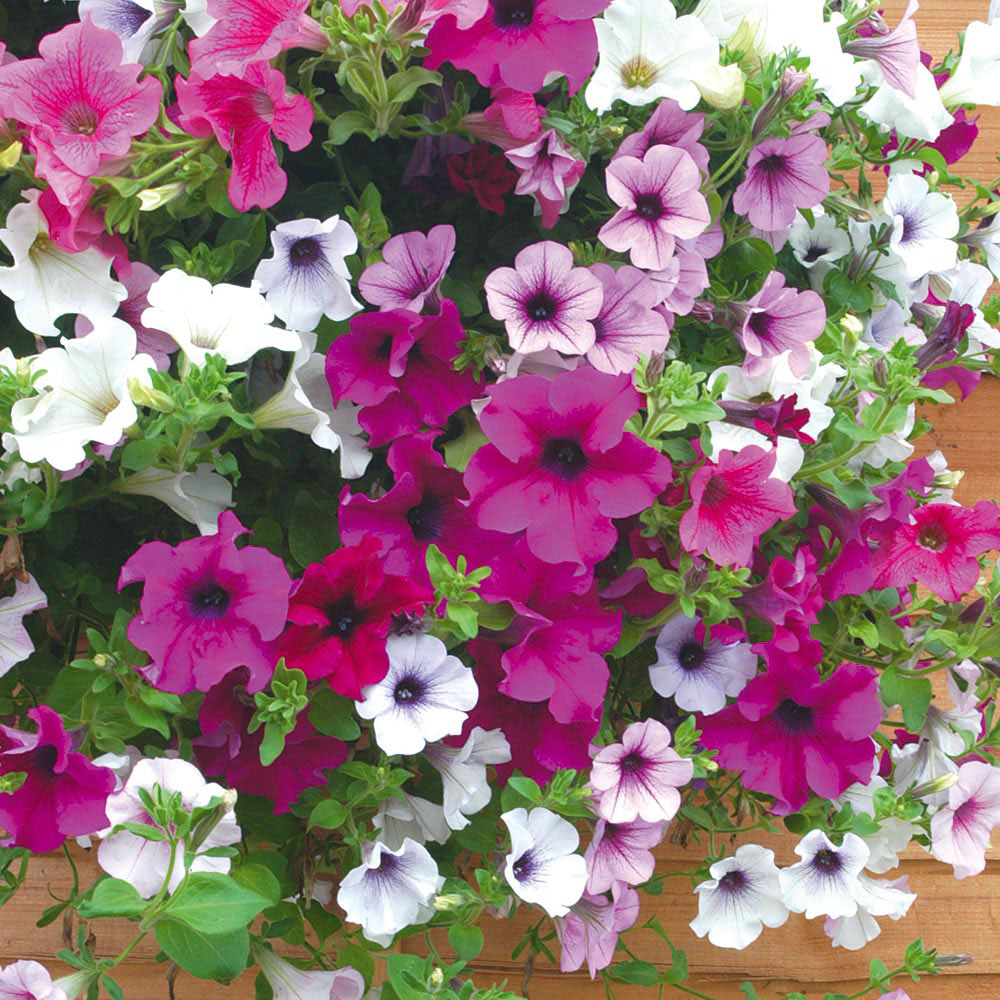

{"left": 871, "top": 501, "right": 1000, "bottom": 602}
{"left": 425, "top": 0, "right": 611, "bottom": 96}
{"left": 680, "top": 445, "right": 797, "bottom": 568}
{"left": 189, "top": 0, "right": 328, "bottom": 77}
{"left": 465, "top": 367, "right": 673, "bottom": 569}
{"left": 0, "top": 706, "right": 115, "bottom": 853}
{"left": 505, "top": 129, "right": 586, "bottom": 229}
{"left": 118, "top": 511, "right": 292, "bottom": 695}
{"left": 277, "top": 536, "right": 432, "bottom": 700}
{"left": 446, "top": 143, "right": 518, "bottom": 215}
{"left": 175, "top": 62, "right": 314, "bottom": 212}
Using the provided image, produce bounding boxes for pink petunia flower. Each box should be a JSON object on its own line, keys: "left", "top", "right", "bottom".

{"left": 359, "top": 225, "right": 456, "bottom": 312}
{"left": 175, "top": 62, "right": 314, "bottom": 212}
{"left": 0, "top": 706, "right": 115, "bottom": 853}
{"left": 118, "top": 510, "right": 292, "bottom": 695}
{"left": 424, "top": 0, "right": 611, "bottom": 96}
{"left": 584, "top": 818, "right": 664, "bottom": 894}
{"left": 465, "top": 367, "right": 673, "bottom": 569}
{"left": 0, "top": 961, "right": 70, "bottom": 1000}
{"left": 189, "top": 0, "right": 328, "bottom": 77}
{"left": 844, "top": 0, "right": 920, "bottom": 98}
{"left": 649, "top": 250, "right": 710, "bottom": 319}
{"left": 930, "top": 760, "right": 1000, "bottom": 879}
{"left": 505, "top": 129, "right": 586, "bottom": 229}
{"left": 556, "top": 884, "right": 640, "bottom": 979}
{"left": 680, "top": 445, "right": 797, "bottom": 568}
{"left": 699, "top": 642, "right": 881, "bottom": 813}
{"left": 589, "top": 718, "right": 693, "bottom": 824}
{"left": 484, "top": 241, "right": 604, "bottom": 355}
{"left": 446, "top": 143, "right": 518, "bottom": 215}
{"left": 599, "top": 146, "right": 710, "bottom": 270}
{"left": 614, "top": 99, "right": 710, "bottom": 175}
{"left": 871, "top": 501, "right": 1000, "bottom": 602}
{"left": 732, "top": 135, "right": 830, "bottom": 232}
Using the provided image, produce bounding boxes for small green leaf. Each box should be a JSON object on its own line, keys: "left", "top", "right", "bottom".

{"left": 155, "top": 920, "right": 249, "bottom": 981}
{"left": 78, "top": 879, "right": 147, "bottom": 920}
{"left": 448, "top": 924, "right": 484, "bottom": 961}
{"left": 308, "top": 799, "right": 347, "bottom": 831}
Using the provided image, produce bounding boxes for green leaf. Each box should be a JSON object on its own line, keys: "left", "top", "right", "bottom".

{"left": 308, "top": 799, "right": 347, "bottom": 831}
{"left": 231, "top": 864, "right": 282, "bottom": 907}
{"left": 288, "top": 490, "right": 339, "bottom": 568}
{"left": 608, "top": 960, "right": 660, "bottom": 986}
{"left": 155, "top": 920, "right": 248, "bottom": 981}
{"left": 309, "top": 686, "right": 361, "bottom": 741}
{"left": 78, "top": 879, "right": 146, "bottom": 920}
{"left": 386, "top": 954, "right": 429, "bottom": 1000}
{"left": 448, "top": 924, "right": 484, "bottom": 961}
{"left": 385, "top": 66, "right": 442, "bottom": 104}
{"left": 880, "top": 664, "right": 932, "bottom": 732}
{"left": 124, "top": 695, "right": 170, "bottom": 738}
{"left": 120, "top": 437, "right": 166, "bottom": 473}
{"left": 327, "top": 111, "right": 378, "bottom": 145}
{"left": 165, "top": 872, "right": 269, "bottom": 934}
{"left": 738, "top": 983, "right": 762, "bottom": 1000}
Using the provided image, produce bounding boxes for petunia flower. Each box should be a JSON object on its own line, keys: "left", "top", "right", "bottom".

{"left": 117, "top": 464, "right": 233, "bottom": 536}
{"left": 649, "top": 250, "right": 710, "bottom": 319}
{"left": 556, "top": 884, "right": 640, "bottom": 979}
{"left": 505, "top": 130, "right": 586, "bottom": 229}
{"left": 589, "top": 718, "right": 693, "bottom": 824}
{"left": 424, "top": 727, "right": 512, "bottom": 830}
{"left": 277, "top": 536, "right": 432, "bottom": 700}
{"left": 253, "top": 216, "right": 360, "bottom": 331}
{"left": 373, "top": 794, "right": 450, "bottom": 851}
{"left": 0, "top": 962, "right": 69, "bottom": 1000}
{"left": 254, "top": 946, "right": 365, "bottom": 1000}
{"left": 584, "top": 818, "right": 663, "bottom": 894}
{"left": 484, "top": 241, "right": 603, "bottom": 355}
{"left": 0, "top": 576, "right": 47, "bottom": 679}
{"left": 0, "top": 705, "right": 115, "bottom": 853}
{"left": 359, "top": 225, "right": 456, "bottom": 313}
{"left": 930, "top": 760, "right": 1000, "bottom": 879}
{"left": 614, "top": 99, "right": 710, "bottom": 174}
{"left": 937, "top": 19, "right": 1000, "bottom": 108}
{"left": 689, "top": 844, "right": 789, "bottom": 949}
{"left": 79, "top": 0, "right": 215, "bottom": 62}
{"left": 823, "top": 873, "right": 916, "bottom": 950}
{"left": 843, "top": 0, "right": 920, "bottom": 98}
{"left": 599, "top": 146, "right": 710, "bottom": 270}
{"left": 891, "top": 738, "right": 958, "bottom": 809}
{"left": 97, "top": 758, "right": 240, "bottom": 897}
{"left": 445, "top": 144, "right": 517, "bottom": 215}
{"left": 879, "top": 173, "right": 959, "bottom": 281}
{"left": 357, "top": 634, "right": 479, "bottom": 756}
{"left": 732, "top": 134, "right": 830, "bottom": 232}
{"left": 779, "top": 830, "right": 872, "bottom": 920}
{"left": 175, "top": 62, "right": 314, "bottom": 212}
{"left": 502, "top": 806, "right": 588, "bottom": 917}
{"left": 118, "top": 510, "right": 291, "bottom": 694}
{"left": 465, "top": 367, "right": 672, "bottom": 568}
{"left": 336, "top": 838, "right": 443, "bottom": 946}
{"left": 837, "top": 773, "right": 914, "bottom": 874}
{"left": 788, "top": 214, "right": 851, "bottom": 276}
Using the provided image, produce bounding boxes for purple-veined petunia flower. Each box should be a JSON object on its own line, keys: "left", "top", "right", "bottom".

{"left": 778, "top": 830, "right": 872, "bottom": 919}
{"left": 732, "top": 134, "right": 830, "bottom": 232}
{"left": 359, "top": 225, "right": 456, "bottom": 313}
{"left": 679, "top": 445, "right": 797, "bottom": 568}
{"left": 649, "top": 249, "right": 709, "bottom": 319}
{"left": 650, "top": 614, "right": 757, "bottom": 714}
{"left": 698, "top": 638, "right": 881, "bottom": 813}
{"left": 254, "top": 945, "right": 365, "bottom": 1000}
{"left": 599, "top": 145, "right": 710, "bottom": 270}
{"left": 879, "top": 173, "right": 959, "bottom": 281}
{"left": 0, "top": 961, "right": 69, "bottom": 1000}
{"left": 931, "top": 760, "right": 1000, "bottom": 879}
{"left": 175, "top": 62, "right": 314, "bottom": 212}
{"left": 614, "top": 99, "right": 710, "bottom": 174}
{"left": 505, "top": 129, "right": 587, "bottom": 229}
{"left": 425, "top": 727, "right": 512, "bottom": 831}
{"left": 0, "top": 705, "right": 115, "bottom": 853}
{"left": 189, "top": 0, "right": 328, "bottom": 77}
{"left": 118, "top": 510, "right": 291, "bottom": 695}
{"left": 253, "top": 216, "right": 360, "bottom": 331}
{"left": 584, "top": 263, "right": 671, "bottom": 375}
{"left": 844, "top": 0, "right": 920, "bottom": 98}
{"left": 584, "top": 818, "right": 663, "bottom": 894}
{"left": 465, "top": 368, "right": 672, "bottom": 569}
{"left": 823, "top": 872, "right": 916, "bottom": 950}
{"left": 0, "top": 575, "right": 46, "bottom": 679}
{"left": 556, "top": 883, "right": 640, "bottom": 979}
{"left": 689, "top": 844, "right": 789, "bottom": 949}
{"left": 589, "top": 718, "right": 693, "bottom": 824}
{"left": 484, "top": 241, "right": 603, "bottom": 355}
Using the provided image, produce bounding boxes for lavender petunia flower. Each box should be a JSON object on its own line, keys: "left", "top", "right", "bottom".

{"left": 359, "top": 224, "right": 455, "bottom": 312}
{"left": 584, "top": 818, "right": 663, "bottom": 894}
{"left": 614, "top": 99, "right": 709, "bottom": 174}
{"left": 505, "top": 129, "right": 586, "bottom": 229}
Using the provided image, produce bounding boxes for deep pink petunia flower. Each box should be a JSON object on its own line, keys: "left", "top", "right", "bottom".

{"left": 505, "top": 129, "right": 586, "bottom": 229}
{"left": 614, "top": 99, "right": 710, "bottom": 175}
{"left": 0, "top": 706, "right": 115, "bottom": 852}
{"left": 738, "top": 547, "right": 823, "bottom": 628}
{"left": 358, "top": 225, "right": 456, "bottom": 312}
{"left": 599, "top": 146, "right": 710, "bottom": 270}
{"left": 0, "top": 17, "right": 160, "bottom": 178}
{"left": 189, "top": 0, "right": 328, "bottom": 77}
{"left": 424, "top": 0, "right": 611, "bottom": 96}
{"left": 277, "top": 536, "right": 432, "bottom": 700}
{"left": 118, "top": 510, "right": 291, "bottom": 695}
{"left": 679, "top": 445, "right": 797, "bottom": 568}
{"left": 446, "top": 143, "right": 518, "bottom": 215}
{"left": 731, "top": 134, "right": 829, "bottom": 232}
{"left": 699, "top": 641, "right": 881, "bottom": 813}
{"left": 871, "top": 501, "right": 1000, "bottom": 602}
{"left": 175, "top": 62, "right": 314, "bottom": 212}
{"left": 465, "top": 367, "right": 673, "bottom": 569}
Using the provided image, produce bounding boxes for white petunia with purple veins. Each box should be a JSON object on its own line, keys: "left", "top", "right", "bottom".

{"left": 424, "top": 727, "right": 512, "bottom": 830}
{"left": 0, "top": 575, "right": 47, "bottom": 679}
{"left": 880, "top": 174, "right": 959, "bottom": 282}
{"left": 778, "top": 830, "right": 871, "bottom": 920}
{"left": 823, "top": 873, "right": 916, "bottom": 950}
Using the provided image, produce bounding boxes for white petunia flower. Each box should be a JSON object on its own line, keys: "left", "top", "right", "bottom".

{"left": 78, "top": 1, "right": 215, "bottom": 62}
{"left": 689, "top": 844, "right": 789, "bottom": 949}
{"left": 929, "top": 260, "right": 1000, "bottom": 351}
{"left": 253, "top": 216, "right": 360, "bottom": 332}
{"left": 336, "top": 838, "right": 443, "bottom": 946}
{"left": 837, "top": 773, "right": 914, "bottom": 874}
{"left": 961, "top": 211, "right": 1000, "bottom": 279}
{"left": 502, "top": 807, "right": 588, "bottom": 917}
{"left": 778, "top": 830, "right": 871, "bottom": 919}
{"left": 788, "top": 213, "right": 851, "bottom": 281}
{"left": 858, "top": 63, "right": 952, "bottom": 142}
{"left": 10, "top": 319, "right": 154, "bottom": 472}
{"left": 141, "top": 269, "right": 298, "bottom": 366}
{"left": 254, "top": 943, "right": 365, "bottom": 1000}
{"left": 862, "top": 301, "right": 925, "bottom": 351}
{"left": 947, "top": 659, "right": 981, "bottom": 715}
{"left": 847, "top": 400, "right": 914, "bottom": 472}
{"left": 847, "top": 218, "right": 928, "bottom": 309}
{"left": 423, "top": 727, "right": 511, "bottom": 830}
{"left": 250, "top": 331, "right": 371, "bottom": 479}
{"left": 938, "top": 20, "right": 1000, "bottom": 108}
{"left": 373, "top": 794, "right": 450, "bottom": 850}
{"left": 879, "top": 174, "right": 959, "bottom": 281}
{"left": 0, "top": 575, "right": 47, "bottom": 678}
{"left": 586, "top": 0, "right": 720, "bottom": 112}
{"left": 891, "top": 738, "right": 959, "bottom": 807}
{"left": 823, "top": 873, "right": 916, "bottom": 950}
{"left": 116, "top": 463, "right": 233, "bottom": 534}
{"left": 0, "top": 191, "right": 126, "bottom": 337}
{"left": 357, "top": 634, "right": 478, "bottom": 757}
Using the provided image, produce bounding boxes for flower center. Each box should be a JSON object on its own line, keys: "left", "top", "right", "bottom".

{"left": 492, "top": 0, "right": 535, "bottom": 28}
{"left": 525, "top": 291, "right": 558, "bottom": 322}
{"left": 748, "top": 310, "right": 773, "bottom": 341}
{"left": 63, "top": 101, "right": 100, "bottom": 136}
{"left": 678, "top": 641, "right": 706, "bottom": 670}
{"left": 812, "top": 848, "right": 842, "bottom": 873}
{"left": 701, "top": 474, "right": 729, "bottom": 508}
{"left": 774, "top": 698, "right": 813, "bottom": 732}
{"left": 620, "top": 55, "right": 659, "bottom": 89}
{"left": 324, "top": 597, "right": 363, "bottom": 639}
{"left": 393, "top": 675, "right": 424, "bottom": 704}
{"left": 718, "top": 869, "right": 747, "bottom": 892}
{"left": 511, "top": 849, "right": 536, "bottom": 881}
{"left": 756, "top": 153, "right": 787, "bottom": 176}
{"left": 406, "top": 494, "right": 444, "bottom": 541}
{"left": 190, "top": 583, "right": 231, "bottom": 619}
{"left": 288, "top": 237, "right": 323, "bottom": 267}
{"left": 33, "top": 744, "right": 58, "bottom": 775}
{"left": 541, "top": 437, "right": 588, "bottom": 481}
{"left": 634, "top": 193, "right": 664, "bottom": 221}
{"left": 916, "top": 521, "right": 948, "bottom": 552}
{"left": 619, "top": 751, "right": 645, "bottom": 774}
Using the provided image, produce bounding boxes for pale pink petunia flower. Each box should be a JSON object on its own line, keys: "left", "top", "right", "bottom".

{"left": 359, "top": 225, "right": 456, "bottom": 312}
{"left": 505, "top": 129, "right": 587, "bottom": 229}
{"left": 931, "top": 760, "right": 1000, "bottom": 879}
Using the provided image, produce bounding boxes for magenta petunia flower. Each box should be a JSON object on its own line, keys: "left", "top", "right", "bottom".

{"left": 484, "top": 241, "right": 604, "bottom": 355}
{"left": 277, "top": 536, "right": 432, "bottom": 700}
{"left": 465, "top": 367, "right": 673, "bottom": 569}
{"left": 505, "top": 129, "right": 587, "bottom": 229}
{"left": 698, "top": 647, "right": 881, "bottom": 813}
{"left": 599, "top": 146, "right": 710, "bottom": 270}
{"left": 732, "top": 134, "right": 830, "bottom": 233}
{"left": 871, "top": 501, "right": 1000, "bottom": 602}
{"left": 358, "top": 225, "right": 456, "bottom": 312}
{"left": 175, "top": 62, "right": 314, "bottom": 212}
{"left": 189, "top": 0, "right": 328, "bottom": 77}
{"left": 0, "top": 17, "right": 160, "bottom": 178}
{"left": 0, "top": 706, "right": 115, "bottom": 853}
{"left": 584, "top": 818, "right": 663, "bottom": 894}
{"left": 339, "top": 435, "right": 504, "bottom": 586}
{"left": 726, "top": 271, "right": 827, "bottom": 378}
{"left": 424, "top": 0, "right": 611, "bottom": 96}
{"left": 680, "top": 445, "right": 797, "bottom": 568}
{"left": 614, "top": 99, "right": 710, "bottom": 175}
{"left": 585, "top": 263, "right": 671, "bottom": 375}
{"left": 118, "top": 510, "right": 292, "bottom": 695}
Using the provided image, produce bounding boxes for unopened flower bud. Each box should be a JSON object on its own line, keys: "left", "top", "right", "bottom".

{"left": 840, "top": 314, "right": 863, "bottom": 337}
{"left": 222, "top": 788, "right": 238, "bottom": 812}
{"left": 911, "top": 771, "right": 959, "bottom": 799}
{"left": 695, "top": 62, "right": 745, "bottom": 111}
{"left": 429, "top": 967, "right": 444, "bottom": 988}
{"left": 936, "top": 953, "right": 974, "bottom": 967}
{"left": 138, "top": 182, "right": 186, "bottom": 212}
{"left": 92, "top": 653, "right": 110, "bottom": 668}
{"left": 128, "top": 378, "right": 174, "bottom": 412}
{"left": 872, "top": 357, "right": 889, "bottom": 388}
{"left": 0, "top": 141, "right": 22, "bottom": 171}
{"left": 433, "top": 893, "right": 465, "bottom": 912}
{"left": 935, "top": 468, "right": 964, "bottom": 490}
